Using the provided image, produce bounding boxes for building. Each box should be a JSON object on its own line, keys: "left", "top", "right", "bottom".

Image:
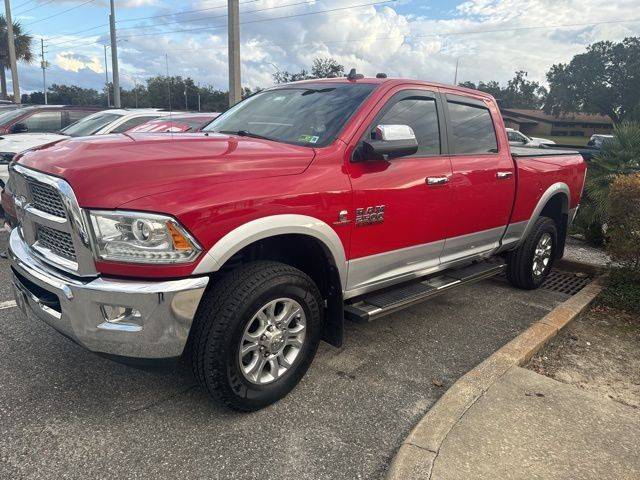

{"left": 500, "top": 108, "right": 613, "bottom": 138}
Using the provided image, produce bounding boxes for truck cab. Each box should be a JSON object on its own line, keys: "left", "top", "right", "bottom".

{"left": 7, "top": 76, "right": 586, "bottom": 411}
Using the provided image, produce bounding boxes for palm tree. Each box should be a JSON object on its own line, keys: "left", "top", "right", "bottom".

{"left": 0, "top": 15, "right": 33, "bottom": 100}
{"left": 577, "top": 121, "right": 640, "bottom": 243}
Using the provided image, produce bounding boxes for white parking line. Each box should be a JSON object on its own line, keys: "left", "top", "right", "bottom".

{"left": 0, "top": 300, "right": 17, "bottom": 310}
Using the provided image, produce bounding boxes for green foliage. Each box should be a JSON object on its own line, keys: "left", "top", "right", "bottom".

{"left": 599, "top": 269, "right": 640, "bottom": 314}
{"left": 545, "top": 37, "right": 640, "bottom": 122}
{"left": 273, "top": 57, "right": 345, "bottom": 84}
{"left": 605, "top": 173, "right": 640, "bottom": 277}
{"left": 458, "top": 71, "right": 547, "bottom": 109}
{"left": 0, "top": 15, "right": 33, "bottom": 99}
{"left": 576, "top": 121, "right": 640, "bottom": 242}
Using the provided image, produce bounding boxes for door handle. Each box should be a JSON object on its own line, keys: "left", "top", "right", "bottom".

{"left": 426, "top": 176, "right": 449, "bottom": 186}
{"left": 496, "top": 171, "right": 513, "bottom": 179}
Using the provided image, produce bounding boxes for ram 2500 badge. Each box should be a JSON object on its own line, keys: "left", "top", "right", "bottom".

{"left": 6, "top": 74, "right": 586, "bottom": 411}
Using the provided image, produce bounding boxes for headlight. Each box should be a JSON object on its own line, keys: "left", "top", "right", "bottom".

{"left": 88, "top": 210, "right": 201, "bottom": 264}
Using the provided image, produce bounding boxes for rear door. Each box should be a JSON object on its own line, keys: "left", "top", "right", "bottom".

{"left": 440, "top": 94, "right": 515, "bottom": 263}
{"left": 346, "top": 87, "right": 452, "bottom": 292}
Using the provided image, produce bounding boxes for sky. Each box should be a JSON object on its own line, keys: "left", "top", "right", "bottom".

{"left": 8, "top": 0, "right": 640, "bottom": 94}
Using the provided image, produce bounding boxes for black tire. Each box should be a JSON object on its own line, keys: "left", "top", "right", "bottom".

{"left": 190, "top": 260, "right": 323, "bottom": 411}
{"left": 506, "top": 216, "right": 557, "bottom": 290}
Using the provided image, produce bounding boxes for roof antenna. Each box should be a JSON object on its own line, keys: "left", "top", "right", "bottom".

{"left": 347, "top": 68, "right": 364, "bottom": 80}
{"left": 165, "top": 53, "right": 173, "bottom": 140}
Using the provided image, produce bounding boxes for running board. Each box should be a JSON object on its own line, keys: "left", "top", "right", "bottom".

{"left": 344, "top": 261, "right": 506, "bottom": 323}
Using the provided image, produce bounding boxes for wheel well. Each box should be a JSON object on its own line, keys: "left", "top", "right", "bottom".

{"left": 215, "top": 234, "right": 344, "bottom": 347}
{"left": 540, "top": 193, "right": 569, "bottom": 258}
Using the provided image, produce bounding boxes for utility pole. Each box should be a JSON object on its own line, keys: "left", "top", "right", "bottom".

{"left": 453, "top": 57, "right": 460, "bottom": 85}
{"left": 184, "top": 85, "right": 188, "bottom": 110}
{"left": 4, "top": 0, "right": 20, "bottom": 104}
{"left": 103, "top": 45, "right": 110, "bottom": 107}
{"left": 109, "top": 0, "right": 121, "bottom": 108}
{"left": 228, "top": 0, "right": 241, "bottom": 106}
{"left": 41, "top": 39, "right": 47, "bottom": 105}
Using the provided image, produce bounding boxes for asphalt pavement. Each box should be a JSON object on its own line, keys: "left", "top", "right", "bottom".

{"left": 0, "top": 256, "right": 570, "bottom": 480}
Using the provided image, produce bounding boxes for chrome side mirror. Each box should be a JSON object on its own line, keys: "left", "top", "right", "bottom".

{"left": 361, "top": 124, "right": 419, "bottom": 160}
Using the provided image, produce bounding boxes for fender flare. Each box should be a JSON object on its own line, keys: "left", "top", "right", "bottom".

{"left": 192, "top": 214, "right": 348, "bottom": 288}
{"left": 518, "top": 182, "right": 570, "bottom": 246}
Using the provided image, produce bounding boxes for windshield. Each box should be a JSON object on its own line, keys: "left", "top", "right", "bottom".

{"left": 61, "top": 112, "right": 124, "bottom": 137}
{"left": 204, "top": 83, "right": 377, "bottom": 147}
{"left": 0, "top": 107, "right": 33, "bottom": 125}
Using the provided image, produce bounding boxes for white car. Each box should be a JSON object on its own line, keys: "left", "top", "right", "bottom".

{"left": 506, "top": 128, "right": 555, "bottom": 147}
{"left": 0, "top": 109, "right": 170, "bottom": 184}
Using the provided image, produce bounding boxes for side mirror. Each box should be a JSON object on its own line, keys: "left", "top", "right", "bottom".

{"left": 11, "top": 122, "right": 28, "bottom": 134}
{"left": 361, "top": 124, "right": 418, "bottom": 160}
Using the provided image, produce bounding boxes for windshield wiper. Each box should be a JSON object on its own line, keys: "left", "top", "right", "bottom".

{"left": 218, "top": 130, "right": 275, "bottom": 142}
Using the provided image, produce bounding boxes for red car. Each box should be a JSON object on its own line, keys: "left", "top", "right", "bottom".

{"left": 127, "top": 112, "right": 219, "bottom": 133}
{"left": 0, "top": 105, "right": 101, "bottom": 135}
{"left": 7, "top": 75, "right": 586, "bottom": 411}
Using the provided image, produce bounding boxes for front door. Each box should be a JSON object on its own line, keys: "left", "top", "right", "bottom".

{"left": 440, "top": 93, "right": 516, "bottom": 263}
{"left": 346, "top": 87, "right": 453, "bottom": 294}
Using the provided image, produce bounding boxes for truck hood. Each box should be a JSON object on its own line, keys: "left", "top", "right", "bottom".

{"left": 16, "top": 132, "right": 316, "bottom": 208}
{"left": 0, "top": 132, "right": 69, "bottom": 154}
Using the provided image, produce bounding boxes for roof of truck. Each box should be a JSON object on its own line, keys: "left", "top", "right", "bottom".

{"left": 280, "top": 76, "right": 495, "bottom": 100}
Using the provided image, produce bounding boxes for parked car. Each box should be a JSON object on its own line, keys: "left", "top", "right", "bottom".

{"left": 0, "top": 109, "right": 170, "bottom": 184}
{"left": 6, "top": 75, "right": 586, "bottom": 411}
{"left": 0, "top": 105, "right": 101, "bottom": 136}
{"left": 506, "top": 128, "right": 555, "bottom": 147}
{"left": 128, "top": 112, "right": 219, "bottom": 133}
{"left": 587, "top": 134, "right": 613, "bottom": 148}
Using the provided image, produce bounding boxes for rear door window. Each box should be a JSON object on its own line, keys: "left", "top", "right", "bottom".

{"left": 447, "top": 102, "right": 498, "bottom": 154}
{"left": 375, "top": 97, "right": 440, "bottom": 156}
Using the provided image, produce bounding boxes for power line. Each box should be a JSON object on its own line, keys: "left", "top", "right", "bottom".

{"left": 116, "top": 0, "right": 260, "bottom": 24}
{"left": 119, "top": 0, "right": 395, "bottom": 39}
{"left": 24, "top": 0, "right": 97, "bottom": 26}
{"left": 116, "top": 0, "right": 330, "bottom": 32}
{"left": 46, "top": 23, "right": 108, "bottom": 43}
{"left": 13, "top": 0, "right": 36, "bottom": 10}
{"left": 14, "top": 0, "right": 56, "bottom": 16}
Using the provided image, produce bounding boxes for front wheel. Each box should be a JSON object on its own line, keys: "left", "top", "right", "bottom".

{"left": 190, "top": 261, "right": 322, "bottom": 411}
{"left": 506, "top": 216, "right": 557, "bottom": 290}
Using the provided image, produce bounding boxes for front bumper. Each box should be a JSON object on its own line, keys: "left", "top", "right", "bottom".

{"left": 9, "top": 228, "right": 209, "bottom": 359}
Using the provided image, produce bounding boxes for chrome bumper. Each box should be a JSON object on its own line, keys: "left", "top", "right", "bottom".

{"left": 9, "top": 229, "right": 209, "bottom": 359}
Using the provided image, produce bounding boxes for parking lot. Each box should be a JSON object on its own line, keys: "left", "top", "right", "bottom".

{"left": 0, "top": 251, "right": 574, "bottom": 480}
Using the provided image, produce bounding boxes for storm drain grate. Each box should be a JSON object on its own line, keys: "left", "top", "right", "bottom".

{"left": 540, "top": 270, "right": 592, "bottom": 295}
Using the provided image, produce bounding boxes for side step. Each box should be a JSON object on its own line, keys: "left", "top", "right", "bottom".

{"left": 344, "top": 260, "right": 506, "bottom": 323}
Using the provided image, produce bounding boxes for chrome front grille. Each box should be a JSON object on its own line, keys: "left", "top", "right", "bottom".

{"left": 36, "top": 224, "right": 77, "bottom": 261}
{"left": 10, "top": 164, "right": 97, "bottom": 277}
{"left": 26, "top": 178, "right": 66, "bottom": 218}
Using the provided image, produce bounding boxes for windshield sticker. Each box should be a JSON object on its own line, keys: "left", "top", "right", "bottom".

{"left": 298, "top": 135, "right": 319, "bottom": 144}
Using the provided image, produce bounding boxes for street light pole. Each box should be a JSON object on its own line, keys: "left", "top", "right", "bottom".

{"left": 104, "top": 45, "right": 110, "bottom": 107}
{"left": 109, "top": 0, "right": 121, "bottom": 108}
{"left": 41, "top": 39, "right": 47, "bottom": 105}
{"left": 228, "top": 0, "right": 241, "bottom": 106}
{"left": 4, "top": 0, "right": 20, "bottom": 104}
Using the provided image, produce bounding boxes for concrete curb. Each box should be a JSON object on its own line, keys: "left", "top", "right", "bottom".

{"left": 386, "top": 274, "right": 605, "bottom": 480}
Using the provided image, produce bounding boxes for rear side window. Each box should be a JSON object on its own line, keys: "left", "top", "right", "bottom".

{"left": 447, "top": 102, "right": 498, "bottom": 154}
{"left": 375, "top": 97, "right": 440, "bottom": 155}
{"left": 23, "top": 111, "right": 63, "bottom": 132}
{"left": 110, "top": 115, "right": 159, "bottom": 133}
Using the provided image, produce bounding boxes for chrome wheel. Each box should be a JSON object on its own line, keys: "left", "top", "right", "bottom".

{"left": 238, "top": 298, "right": 306, "bottom": 385}
{"left": 532, "top": 232, "right": 553, "bottom": 278}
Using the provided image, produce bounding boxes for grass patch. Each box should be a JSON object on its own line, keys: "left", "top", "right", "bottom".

{"left": 598, "top": 269, "right": 640, "bottom": 315}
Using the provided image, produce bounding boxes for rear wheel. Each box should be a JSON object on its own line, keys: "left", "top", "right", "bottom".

{"left": 190, "top": 261, "right": 322, "bottom": 411}
{"left": 506, "top": 216, "right": 557, "bottom": 290}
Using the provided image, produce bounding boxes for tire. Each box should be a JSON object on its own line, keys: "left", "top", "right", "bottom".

{"left": 506, "top": 216, "right": 557, "bottom": 290}
{"left": 190, "top": 260, "right": 323, "bottom": 411}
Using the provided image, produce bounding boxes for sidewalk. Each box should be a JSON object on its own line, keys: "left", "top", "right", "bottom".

{"left": 429, "top": 366, "right": 640, "bottom": 480}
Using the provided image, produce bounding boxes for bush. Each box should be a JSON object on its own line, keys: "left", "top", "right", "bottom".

{"left": 599, "top": 269, "right": 640, "bottom": 314}
{"left": 606, "top": 174, "right": 640, "bottom": 279}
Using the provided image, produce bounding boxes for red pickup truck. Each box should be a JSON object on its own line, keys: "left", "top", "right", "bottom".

{"left": 7, "top": 76, "right": 586, "bottom": 411}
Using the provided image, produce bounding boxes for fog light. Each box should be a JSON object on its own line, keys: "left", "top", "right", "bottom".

{"left": 100, "top": 305, "right": 142, "bottom": 324}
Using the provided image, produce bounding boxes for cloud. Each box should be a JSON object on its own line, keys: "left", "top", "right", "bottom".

{"left": 15, "top": 0, "right": 640, "bottom": 93}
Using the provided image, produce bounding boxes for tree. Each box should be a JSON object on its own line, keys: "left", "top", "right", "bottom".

{"left": 0, "top": 15, "right": 33, "bottom": 100}
{"left": 545, "top": 37, "right": 640, "bottom": 122}
{"left": 458, "top": 72, "right": 546, "bottom": 109}
{"left": 273, "top": 57, "right": 345, "bottom": 84}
